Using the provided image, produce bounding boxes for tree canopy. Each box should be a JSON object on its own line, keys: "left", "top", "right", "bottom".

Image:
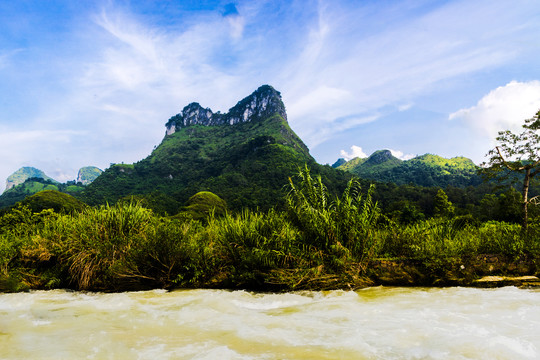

{"left": 481, "top": 110, "right": 540, "bottom": 227}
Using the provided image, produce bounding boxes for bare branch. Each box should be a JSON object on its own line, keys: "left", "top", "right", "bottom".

{"left": 495, "top": 146, "right": 526, "bottom": 171}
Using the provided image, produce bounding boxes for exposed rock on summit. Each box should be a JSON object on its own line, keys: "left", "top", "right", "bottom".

{"left": 4, "top": 167, "right": 56, "bottom": 192}
{"left": 76, "top": 166, "right": 103, "bottom": 185}
{"left": 165, "top": 85, "right": 287, "bottom": 135}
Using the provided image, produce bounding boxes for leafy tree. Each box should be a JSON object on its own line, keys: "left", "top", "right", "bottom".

{"left": 433, "top": 189, "right": 454, "bottom": 218}
{"left": 482, "top": 110, "right": 540, "bottom": 228}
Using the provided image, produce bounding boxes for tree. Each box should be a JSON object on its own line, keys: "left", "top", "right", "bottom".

{"left": 481, "top": 110, "right": 540, "bottom": 228}
{"left": 433, "top": 189, "right": 454, "bottom": 218}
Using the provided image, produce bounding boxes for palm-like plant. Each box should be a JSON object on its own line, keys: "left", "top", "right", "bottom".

{"left": 286, "top": 166, "right": 380, "bottom": 260}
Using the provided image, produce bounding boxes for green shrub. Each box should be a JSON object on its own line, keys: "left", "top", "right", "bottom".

{"left": 286, "top": 166, "right": 380, "bottom": 264}
{"left": 175, "top": 191, "right": 227, "bottom": 221}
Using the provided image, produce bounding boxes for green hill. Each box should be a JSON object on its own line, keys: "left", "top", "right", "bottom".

{"left": 4, "top": 167, "right": 57, "bottom": 192}
{"left": 77, "top": 166, "right": 103, "bottom": 185}
{"left": 79, "top": 85, "right": 349, "bottom": 212}
{"left": 19, "top": 190, "right": 87, "bottom": 214}
{"left": 338, "top": 150, "right": 482, "bottom": 188}
{"left": 0, "top": 178, "right": 86, "bottom": 209}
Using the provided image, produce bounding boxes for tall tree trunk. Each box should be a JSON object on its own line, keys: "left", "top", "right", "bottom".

{"left": 522, "top": 168, "right": 531, "bottom": 229}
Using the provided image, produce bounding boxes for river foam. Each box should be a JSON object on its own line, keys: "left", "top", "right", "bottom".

{"left": 1, "top": 287, "right": 539, "bottom": 359}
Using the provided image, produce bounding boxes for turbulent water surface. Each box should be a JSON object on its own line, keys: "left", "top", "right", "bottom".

{"left": 1, "top": 287, "right": 539, "bottom": 359}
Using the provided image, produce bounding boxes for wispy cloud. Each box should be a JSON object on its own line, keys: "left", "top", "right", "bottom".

{"left": 0, "top": 49, "right": 23, "bottom": 69}
{"left": 0, "top": 0, "right": 539, "bottom": 190}
{"left": 279, "top": 0, "right": 537, "bottom": 149}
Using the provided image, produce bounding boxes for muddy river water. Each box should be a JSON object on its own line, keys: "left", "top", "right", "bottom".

{"left": 1, "top": 287, "right": 539, "bottom": 359}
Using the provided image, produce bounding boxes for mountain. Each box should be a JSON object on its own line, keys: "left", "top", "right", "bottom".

{"left": 0, "top": 166, "right": 101, "bottom": 210}
{"left": 0, "top": 177, "right": 88, "bottom": 209}
{"left": 4, "top": 167, "right": 57, "bottom": 192}
{"left": 77, "top": 166, "right": 103, "bottom": 185}
{"left": 337, "top": 150, "right": 482, "bottom": 188}
{"left": 79, "top": 85, "right": 348, "bottom": 213}
{"left": 331, "top": 158, "right": 347, "bottom": 168}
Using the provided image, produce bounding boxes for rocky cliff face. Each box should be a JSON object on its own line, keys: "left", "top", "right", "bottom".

{"left": 165, "top": 85, "right": 287, "bottom": 135}
{"left": 77, "top": 166, "right": 103, "bottom": 185}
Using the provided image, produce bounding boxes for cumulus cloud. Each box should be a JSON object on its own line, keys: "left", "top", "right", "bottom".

{"left": 339, "top": 146, "right": 414, "bottom": 161}
{"left": 449, "top": 81, "right": 540, "bottom": 137}
{"left": 389, "top": 149, "right": 415, "bottom": 161}
{"left": 340, "top": 145, "right": 368, "bottom": 161}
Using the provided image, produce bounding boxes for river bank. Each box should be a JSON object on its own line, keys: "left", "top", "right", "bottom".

{"left": 2, "top": 198, "right": 540, "bottom": 293}
{"left": 252, "top": 254, "right": 540, "bottom": 291}
{"left": 367, "top": 254, "right": 540, "bottom": 288}
{"left": 3, "top": 253, "right": 539, "bottom": 293}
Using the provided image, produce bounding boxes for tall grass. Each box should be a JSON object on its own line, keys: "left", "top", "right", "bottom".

{"left": 286, "top": 166, "right": 380, "bottom": 268}
{"left": 34, "top": 202, "right": 152, "bottom": 289}
{"left": 209, "top": 210, "right": 302, "bottom": 287}
{"left": 1, "top": 176, "right": 539, "bottom": 292}
{"left": 378, "top": 218, "right": 539, "bottom": 259}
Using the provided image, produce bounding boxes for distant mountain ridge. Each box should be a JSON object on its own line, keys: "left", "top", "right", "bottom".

{"left": 337, "top": 150, "right": 481, "bottom": 188}
{"left": 0, "top": 166, "right": 102, "bottom": 209}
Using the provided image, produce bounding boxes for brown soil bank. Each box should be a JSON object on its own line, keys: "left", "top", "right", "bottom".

{"left": 367, "top": 254, "right": 540, "bottom": 288}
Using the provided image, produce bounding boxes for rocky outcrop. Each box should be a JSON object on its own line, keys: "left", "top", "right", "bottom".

{"left": 4, "top": 167, "right": 55, "bottom": 192}
{"left": 76, "top": 166, "right": 103, "bottom": 185}
{"left": 365, "top": 150, "right": 399, "bottom": 165}
{"left": 165, "top": 85, "right": 287, "bottom": 135}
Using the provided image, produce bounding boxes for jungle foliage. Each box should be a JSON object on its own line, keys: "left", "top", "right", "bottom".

{"left": 78, "top": 114, "right": 350, "bottom": 213}
{"left": 338, "top": 150, "right": 482, "bottom": 188}
{"left": 1, "top": 168, "right": 539, "bottom": 293}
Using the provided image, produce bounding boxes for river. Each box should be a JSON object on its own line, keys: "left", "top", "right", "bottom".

{"left": 1, "top": 287, "right": 539, "bottom": 359}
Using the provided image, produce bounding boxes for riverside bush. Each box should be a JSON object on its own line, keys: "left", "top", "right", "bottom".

{"left": 1, "top": 179, "right": 540, "bottom": 292}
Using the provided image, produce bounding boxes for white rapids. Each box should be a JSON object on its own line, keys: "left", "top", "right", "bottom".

{"left": 1, "top": 287, "right": 539, "bottom": 359}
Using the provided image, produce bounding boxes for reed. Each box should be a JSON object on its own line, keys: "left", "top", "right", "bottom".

{"left": 286, "top": 166, "right": 381, "bottom": 266}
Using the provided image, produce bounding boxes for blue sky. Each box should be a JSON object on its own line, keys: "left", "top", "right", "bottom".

{"left": 1, "top": 0, "right": 540, "bottom": 190}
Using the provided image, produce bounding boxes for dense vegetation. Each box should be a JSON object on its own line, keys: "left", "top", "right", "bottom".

{"left": 0, "top": 178, "right": 85, "bottom": 209}
{"left": 78, "top": 113, "right": 349, "bottom": 213}
{"left": 338, "top": 150, "right": 482, "bottom": 188}
{"left": 1, "top": 168, "right": 538, "bottom": 292}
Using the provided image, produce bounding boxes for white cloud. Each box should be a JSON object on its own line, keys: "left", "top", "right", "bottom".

{"left": 340, "top": 145, "right": 368, "bottom": 161}
{"left": 0, "top": 129, "right": 86, "bottom": 190}
{"left": 389, "top": 149, "right": 415, "bottom": 161}
{"left": 449, "top": 80, "right": 540, "bottom": 137}
{"left": 398, "top": 103, "right": 413, "bottom": 112}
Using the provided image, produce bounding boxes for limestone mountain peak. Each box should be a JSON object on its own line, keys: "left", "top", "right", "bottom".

{"left": 165, "top": 85, "right": 286, "bottom": 135}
